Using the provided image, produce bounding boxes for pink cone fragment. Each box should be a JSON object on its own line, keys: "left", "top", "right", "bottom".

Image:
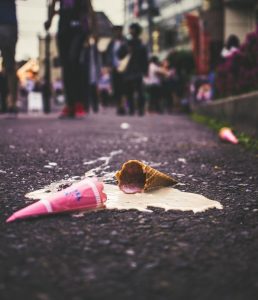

{"left": 219, "top": 127, "right": 239, "bottom": 144}
{"left": 6, "top": 178, "right": 107, "bottom": 223}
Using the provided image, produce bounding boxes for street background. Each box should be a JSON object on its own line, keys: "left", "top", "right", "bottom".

{"left": 1, "top": 0, "right": 258, "bottom": 299}
{"left": 0, "top": 111, "right": 258, "bottom": 299}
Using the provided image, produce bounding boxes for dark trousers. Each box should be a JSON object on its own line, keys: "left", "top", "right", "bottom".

{"left": 163, "top": 80, "right": 174, "bottom": 113}
{"left": 112, "top": 70, "right": 124, "bottom": 110}
{"left": 89, "top": 84, "right": 99, "bottom": 113}
{"left": 99, "top": 90, "right": 110, "bottom": 107}
{"left": 57, "top": 29, "right": 86, "bottom": 110}
{"left": 0, "top": 74, "right": 8, "bottom": 113}
{"left": 0, "top": 93, "right": 7, "bottom": 113}
{"left": 149, "top": 84, "right": 162, "bottom": 113}
{"left": 125, "top": 78, "right": 145, "bottom": 115}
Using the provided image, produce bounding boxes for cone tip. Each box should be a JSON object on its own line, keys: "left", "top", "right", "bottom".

{"left": 6, "top": 215, "right": 16, "bottom": 223}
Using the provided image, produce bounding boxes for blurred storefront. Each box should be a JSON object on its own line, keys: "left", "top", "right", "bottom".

{"left": 124, "top": 0, "right": 258, "bottom": 73}
{"left": 223, "top": 0, "right": 257, "bottom": 42}
{"left": 124, "top": 0, "right": 203, "bottom": 55}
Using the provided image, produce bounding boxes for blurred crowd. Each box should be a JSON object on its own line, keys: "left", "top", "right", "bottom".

{"left": 0, "top": 0, "right": 253, "bottom": 119}
{"left": 0, "top": 0, "right": 187, "bottom": 118}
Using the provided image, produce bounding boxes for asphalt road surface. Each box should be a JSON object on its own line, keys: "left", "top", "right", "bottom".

{"left": 0, "top": 111, "right": 258, "bottom": 300}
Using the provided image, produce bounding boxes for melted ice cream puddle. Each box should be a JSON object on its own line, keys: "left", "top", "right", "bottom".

{"left": 26, "top": 149, "right": 222, "bottom": 215}
{"left": 105, "top": 184, "right": 222, "bottom": 213}
{"left": 26, "top": 182, "right": 222, "bottom": 214}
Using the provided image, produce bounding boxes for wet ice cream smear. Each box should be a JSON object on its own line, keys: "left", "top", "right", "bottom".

{"left": 26, "top": 182, "right": 223, "bottom": 214}
{"left": 105, "top": 184, "right": 223, "bottom": 213}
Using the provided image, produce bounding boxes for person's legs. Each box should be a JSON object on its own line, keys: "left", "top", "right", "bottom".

{"left": 135, "top": 78, "right": 145, "bottom": 116}
{"left": 0, "top": 74, "right": 8, "bottom": 113}
{"left": 58, "top": 33, "right": 75, "bottom": 115}
{"left": 90, "top": 84, "right": 99, "bottom": 113}
{"left": 6, "top": 70, "right": 17, "bottom": 110}
{"left": 0, "top": 25, "right": 18, "bottom": 112}
{"left": 112, "top": 70, "right": 125, "bottom": 114}
{"left": 81, "top": 46, "right": 90, "bottom": 112}
{"left": 125, "top": 79, "right": 135, "bottom": 115}
{"left": 148, "top": 85, "right": 155, "bottom": 112}
{"left": 101, "top": 90, "right": 109, "bottom": 107}
{"left": 163, "top": 81, "right": 174, "bottom": 113}
{"left": 58, "top": 29, "right": 86, "bottom": 116}
{"left": 69, "top": 30, "right": 86, "bottom": 107}
{"left": 154, "top": 85, "right": 162, "bottom": 113}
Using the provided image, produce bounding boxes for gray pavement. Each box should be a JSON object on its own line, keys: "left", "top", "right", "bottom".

{"left": 0, "top": 110, "right": 258, "bottom": 300}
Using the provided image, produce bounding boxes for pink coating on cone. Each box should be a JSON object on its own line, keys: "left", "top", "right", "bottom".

{"left": 50, "top": 178, "right": 106, "bottom": 212}
{"left": 219, "top": 128, "right": 238, "bottom": 144}
{"left": 6, "top": 200, "right": 49, "bottom": 223}
{"left": 6, "top": 178, "right": 107, "bottom": 222}
{"left": 6, "top": 215, "right": 16, "bottom": 223}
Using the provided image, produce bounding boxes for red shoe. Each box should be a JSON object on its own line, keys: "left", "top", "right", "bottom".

{"left": 75, "top": 103, "right": 87, "bottom": 118}
{"left": 59, "top": 106, "right": 74, "bottom": 119}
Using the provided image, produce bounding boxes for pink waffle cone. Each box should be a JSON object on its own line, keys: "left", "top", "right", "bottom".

{"left": 7, "top": 178, "right": 107, "bottom": 223}
{"left": 219, "top": 127, "right": 238, "bottom": 144}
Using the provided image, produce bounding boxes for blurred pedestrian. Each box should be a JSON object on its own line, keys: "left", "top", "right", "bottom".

{"left": 0, "top": 0, "right": 18, "bottom": 116}
{"left": 161, "top": 59, "right": 177, "bottom": 113}
{"left": 221, "top": 34, "right": 240, "bottom": 59}
{"left": 147, "top": 56, "right": 164, "bottom": 113}
{"left": 119, "top": 23, "right": 148, "bottom": 116}
{"left": 0, "top": 71, "right": 8, "bottom": 113}
{"left": 98, "top": 67, "right": 112, "bottom": 107}
{"left": 45, "top": 0, "right": 97, "bottom": 118}
{"left": 79, "top": 33, "right": 101, "bottom": 114}
{"left": 105, "top": 25, "right": 127, "bottom": 115}
{"left": 53, "top": 78, "right": 64, "bottom": 105}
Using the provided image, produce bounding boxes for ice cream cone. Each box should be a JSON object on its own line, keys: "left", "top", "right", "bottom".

{"left": 6, "top": 178, "right": 107, "bottom": 223}
{"left": 116, "top": 160, "right": 177, "bottom": 194}
{"left": 219, "top": 127, "right": 238, "bottom": 144}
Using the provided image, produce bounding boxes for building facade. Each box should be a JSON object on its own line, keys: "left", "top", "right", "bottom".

{"left": 223, "top": 0, "right": 257, "bottom": 42}
{"left": 124, "top": 0, "right": 258, "bottom": 71}
{"left": 124, "top": 0, "right": 203, "bottom": 55}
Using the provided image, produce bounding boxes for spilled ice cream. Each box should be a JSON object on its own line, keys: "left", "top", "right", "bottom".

{"left": 26, "top": 183, "right": 222, "bottom": 214}
{"left": 25, "top": 157, "right": 222, "bottom": 215}
{"left": 104, "top": 184, "right": 222, "bottom": 213}
{"left": 26, "top": 179, "right": 222, "bottom": 215}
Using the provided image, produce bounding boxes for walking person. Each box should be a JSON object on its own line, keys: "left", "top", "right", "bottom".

{"left": 221, "top": 34, "right": 240, "bottom": 59}
{"left": 147, "top": 56, "right": 164, "bottom": 113}
{"left": 161, "top": 58, "right": 177, "bottom": 113}
{"left": 119, "top": 23, "right": 148, "bottom": 116}
{"left": 45, "top": 0, "right": 97, "bottom": 118}
{"left": 98, "top": 67, "right": 112, "bottom": 108}
{"left": 0, "top": 71, "right": 8, "bottom": 113}
{"left": 0, "top": 0, "right": 18, "bottom": 116}
{"left": 105, "top": 26, "right": 127, "bottom": 115}
{"left": 86, "top": 36, "right": 101, "bottom": 113}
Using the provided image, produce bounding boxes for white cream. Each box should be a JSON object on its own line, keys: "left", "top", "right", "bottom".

{"left": 105, "top": 184, "right": 223, "bottom": 213}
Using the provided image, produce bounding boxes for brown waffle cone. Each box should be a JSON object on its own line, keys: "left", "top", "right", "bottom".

{"left": 116, "top": 160, "right": 178, "bottom": 193}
